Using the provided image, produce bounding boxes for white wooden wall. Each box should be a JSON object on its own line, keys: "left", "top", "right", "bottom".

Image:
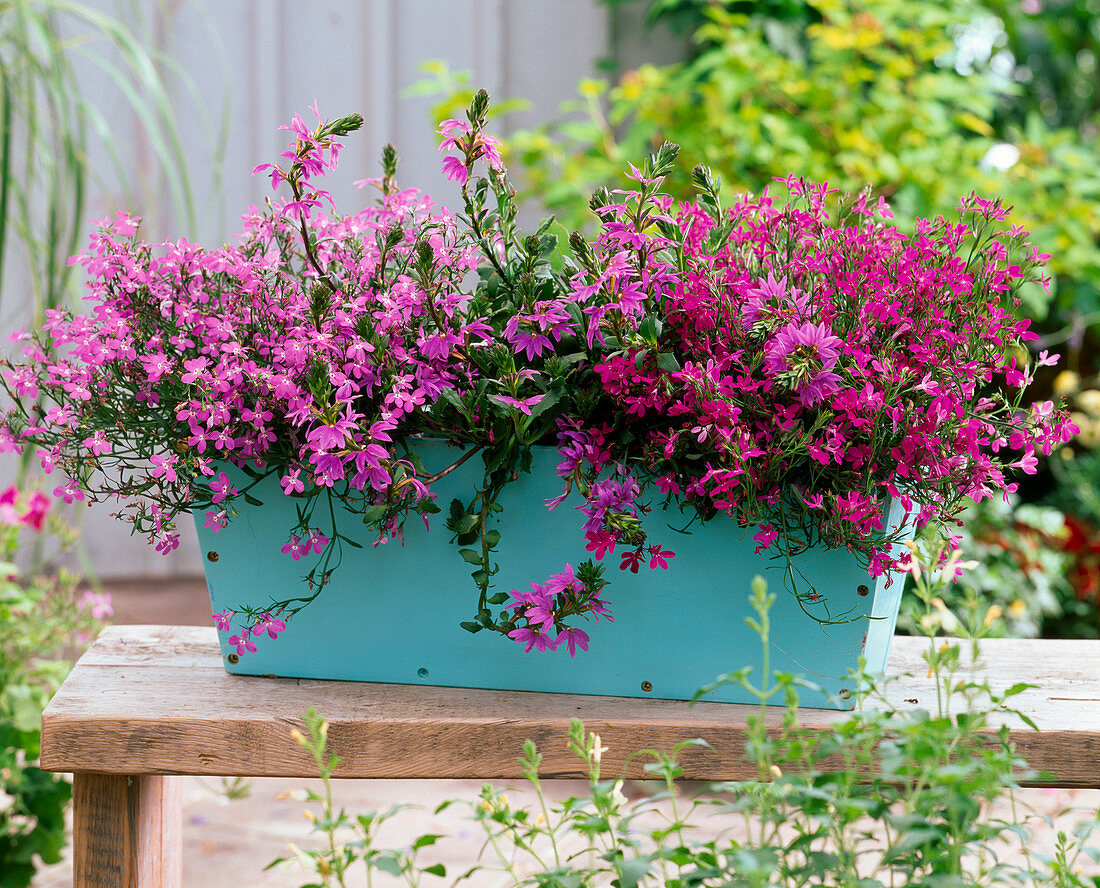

{"left": 153, "top": 0, "right": 616, "bottom": 245}
{"left": 5, "top": 0, "right": 644, "bottom": 579}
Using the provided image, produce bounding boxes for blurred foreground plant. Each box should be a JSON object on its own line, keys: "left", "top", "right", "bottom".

{"left": 273, "top": 563, "right": 1100, "bottom": 887}
{"left": 0, "top": 484, "right": 106, "bottom": 887}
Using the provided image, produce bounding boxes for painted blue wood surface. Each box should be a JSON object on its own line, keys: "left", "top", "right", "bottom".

{"left": 194, "top": 443, "right": 908, "bottom": 709}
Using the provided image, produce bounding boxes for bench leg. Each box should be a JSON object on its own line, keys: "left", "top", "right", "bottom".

{"left": 72, "top": 773, "right": 183, "bottom": 888}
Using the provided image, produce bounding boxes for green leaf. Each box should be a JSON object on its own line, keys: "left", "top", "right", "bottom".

{"left": 6, "top": 684, "right": 44, "bottom": 733}
{"left": 371, "top": 854, "right": 404, "bottom": 876}
{"left": 656, "top": 352, "right": 681, "bottom": 373}
{"left": 411, "top": 833, "right": 443, "bottom": 850}
{"left": 360, "top": 503, "right": 388, "bottom": 523}
{"left": 453, "top": 513, "right": 478, "bottom": 534}
{"left": 417, "top": 498, "right": 442, "bottom": 515}
{"left": 458, "top": 548, "right": 483, "bottom": 565}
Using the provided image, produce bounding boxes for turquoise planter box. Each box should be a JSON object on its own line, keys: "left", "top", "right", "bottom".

{"left": 195, "top": 444, "right": 908, "bottom": 709}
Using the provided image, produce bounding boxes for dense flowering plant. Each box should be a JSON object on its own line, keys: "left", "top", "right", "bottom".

{"left": 0, "top": 92, "right": 1076, "bottom": 657}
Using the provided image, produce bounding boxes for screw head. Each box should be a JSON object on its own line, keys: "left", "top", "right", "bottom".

{"left": 857, "top": 584, "right": 869, "bottom": 596}
{"left": 417, "top": 667, "right": 429, "bottom": 679}
{"left": 207, "top": 551, "right": 220, "bottom": 562}
{"left": 227, "top": 653, "right": 239, "bottom": 665}
{"left": 640, "top": 680, "right": 653, "bottom": 693}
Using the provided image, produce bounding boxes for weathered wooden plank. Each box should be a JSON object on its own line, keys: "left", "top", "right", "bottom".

{"left": 72, "top": 773, "right": 182, "bottom": 888}
{"left": 73, "top": 625, "right": 222, "bottom": 668}
{"left": 42, "top": 627, "right": 1100, "bottom": 785}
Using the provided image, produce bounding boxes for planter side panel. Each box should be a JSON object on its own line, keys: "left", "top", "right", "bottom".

{"left": 195, "top": 446, "right": 905, "bottom": 709}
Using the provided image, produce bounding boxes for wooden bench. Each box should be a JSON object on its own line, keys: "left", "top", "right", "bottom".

{"left": 41, "top": 625, "right": 1100, "bottom": 888}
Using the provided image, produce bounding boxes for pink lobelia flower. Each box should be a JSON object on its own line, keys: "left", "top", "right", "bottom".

{"left": 753, "top": 523, "right": 778, "bottom": 554}
{"left": 251, "top": 611, "right": 287, "bottom": 640}
{"left": 281, "top": 534, "right": 308, "bottom": 560}
{"left": 20, "top": 490, "right": 51, "bottom": 531}
{"left": 80, "top": 590, "right": 114, "bottom": 619}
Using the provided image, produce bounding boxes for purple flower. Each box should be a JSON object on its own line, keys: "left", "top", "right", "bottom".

{"left": 555, "top": 626, "right": 590, "bottom": 657}
{"left": 494, "top": 394, "right": 544, "bottom": 416}
{"left": 740, "top": 272, "right": 809, "bottom": 327}
{"left": 507, "top": 625, "right": 557, "bottom": 653}
{"left": 764, "top": 321, "right": 842, "bottom": 407}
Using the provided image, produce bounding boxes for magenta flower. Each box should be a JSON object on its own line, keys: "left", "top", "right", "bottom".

{"left": 494, "top": 394, "right": 545, "bottom": 416}
{"left": 507, "top": 624, "right": 557, "bottom": 653}
{"left": 149, "top": 453, "right": 178, "bottom": 483}
{"left": 80, "top": 590, "right": 114, "bottom": 619}
{"left": 154, "top": 532, "right": 180, "bottom": 554}
{"left": 753, "top": 524, "right": 778, "bottom": 554}
{"left": 53, "top": 479, "right": 84, "bottom": 504}
{"left": 764, "top": 321, "right": 843, "bottom": 407}
{"left": 212, "top": 610, "right": 234, "bottom": 632}
{"left": 20, "top": 490, "right": 51, "bottom": 531}
{"left": 555, "top": 626, "right": 590, "bottom": 657}
{"left": 620, "top": 548, "right": 643, "bottom": 573}
{"left": 584, "top": 530, "right": 617, "bottom": 559}
{"left": 208, "top": 471, "right": 238, "bottom": 505}
{"left": 441, "top": 155, "right": 469, "bottom": 186}
{"left": 228, "top": 632, "right": 257, "bottom": 655}
{"left": 648, "top": 544, "right": 675, "bottom": 570}
{"left": 251, "top": 611, "right": 287, "bottom": 640}
{"left": 280, "top": 470, "right": 305, "bottom": 495}
{"left": 281, "top": 535, "right": 307, "bottom": 561}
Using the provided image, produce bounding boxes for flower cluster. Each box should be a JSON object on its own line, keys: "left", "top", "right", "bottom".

{"left": 0, "top": 93, "right": 1075, "bottom": 657}
{"left": 0, "top": 484, "right": 51, "bottom": 534}
{"left": 557, "top": 160, "right": 1077, "bottom": 587}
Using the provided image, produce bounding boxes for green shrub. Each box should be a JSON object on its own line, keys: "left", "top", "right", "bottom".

{"left": 0, "top": 486, "right": 104, "bottom": 888}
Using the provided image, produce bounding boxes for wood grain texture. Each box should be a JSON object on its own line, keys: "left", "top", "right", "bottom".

{"left": 72, "top": 773, "right": 182, "bottom": 888}
{"left": 43, "top": 626, "right": 1100, "bottom": 786}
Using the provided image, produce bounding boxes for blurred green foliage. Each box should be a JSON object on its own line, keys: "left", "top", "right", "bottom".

{"left": 497, "top": 0, "right": 1100, "bottom": 321}
{"left": 897, "top": 497, "right": 1100, "bottom": 639}
{"left": 0, "top": 490, "right": 102, "bottom": 888}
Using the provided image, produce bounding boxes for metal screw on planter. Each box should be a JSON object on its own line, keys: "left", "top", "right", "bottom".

{"left": 227, "top": 653, "right": 239, "bottom": 665}
{"left": 207, "top": 551, "right": 219, "bottom": 562}
{"left": 417, "top": 667, "right": 429, "bottom": 679}
{"left": 857, "top": 584, "right": 869, "bottom": 596}
{"left": 641, "top": 681, "right": 653, "bottom": 693}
